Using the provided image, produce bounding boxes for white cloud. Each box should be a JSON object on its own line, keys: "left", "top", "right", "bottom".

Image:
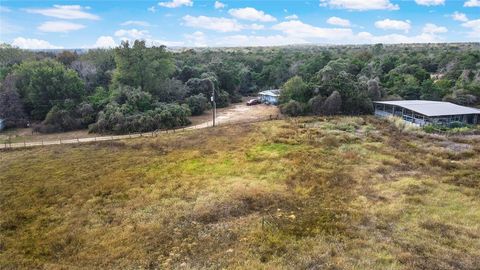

{"left": 147, "top": 39, "right": 185, "bottom": 47}
{"left": 0, "top": 6, "right": 11, "bottom": 12}
{"left": 38, "top": 21, "right": 85, "bottom": 33}
{"left": 182, "top": 15, "right": 243, "bottom": 32}
{"left": 215, "top": 34, "right": 307, "bottom": 47}
{"left": 464, "top": 0, "right": 480, "bottom": 7}
{"left": 121, "top": 20, "right": 151, "bottom": 27}
{"left": 214, "top": 1, "right": 226, "bottom": 9}
{"left": 247, "top": 23, "right": 265, "bottom": 30}
{"left": 272, "top": 20, "right": 353, "bottom": 40}
{"left": 158, "top": 0, "right": 193, "bottom": 8}
{"left": 228, "top": 7, "right": 276, "bottom": 22}
{"left": 356, "top": 22, "right": 446, "bottom": 44}
{"left": 185, "top": 31, "right": 207, "bottom": 47}
{"left": 326, "top": 16, "right": 350, "bottom": 27}
{"left": 414, "top": 0, "right": 444, "bottom": 6}
{"left": 92, "top": 36, "right": 117, "bottom": 48}
{"left": 462, "top": 19, "right": 480, "bottom": 38}
{"left": 25, "top": 5, "right": 99, "bottom": 20}
{"left": 422, "top": 23, "right": 447, "bottom": 34}
{"left": 285, "top": 14, "right": 298, "bottom": 20}
{"left": 356, "top": 32, "right": 441, "bottom": 44}
{"left": 451, "top": 11, "right": 468, "bottom": 22}
{"left": 148, "top": 6, "right": 156, "bottom": 12}
{"left": 11, "top": 37, "right": 61, "bottom": 49}
{"left": 375, "top": 19, "right": 411, "bottom": 33}
{"left": 114, "top": 29, "right": 151, "bottom": 40}
{"left": 319, "top": 0, "right": 399, "bottom": 11}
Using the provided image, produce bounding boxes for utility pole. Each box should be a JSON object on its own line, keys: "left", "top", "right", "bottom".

{"left": 211, "top": 88, "right": 216, "bottom": 127}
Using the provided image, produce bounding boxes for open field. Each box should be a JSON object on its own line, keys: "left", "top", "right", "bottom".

{"left": 1, "top": 116, "right": 479, "bottom": 269}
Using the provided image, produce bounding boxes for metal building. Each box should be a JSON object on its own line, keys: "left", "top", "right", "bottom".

{"left": 373, "top": 100, "right": 480, "bottom": 126}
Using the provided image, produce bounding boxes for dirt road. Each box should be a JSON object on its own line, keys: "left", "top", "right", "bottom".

{"left": 0, "top": 103, "right": 280, "bottom": 149}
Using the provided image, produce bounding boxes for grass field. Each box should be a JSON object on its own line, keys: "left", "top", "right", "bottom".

{"left": 1, "top": 116, "right": 479, "bottom": 269}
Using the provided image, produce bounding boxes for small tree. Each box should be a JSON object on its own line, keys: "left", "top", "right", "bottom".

{"left": 367, "top": 79, "right": 381, "bottom": 101}
{"left": 309, "top": 95, "right": 325, "bottom": 115}
{"left": 280, "top": 100, "right": 304, "bottom": 117}
{"left": 280, "top": 76, "right": 311, "bottom": 104}
{"left": 186, "top": 94, "right": 209, "bottom": 116}
{"left": 0, "top": 74, "right": 26, "bottom": 128}
{"left": 322, "top": 91, "right": 342, "bottom": 115}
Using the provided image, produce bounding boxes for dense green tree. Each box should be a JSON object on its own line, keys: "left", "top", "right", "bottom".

{"left": 186, "top": 93, "right": 209, "bottom": 115}
{"left": 13, "top": 59, "right": 84, "bottom": 120}
{"left": 280, "top": 76, "right": 311, "bottom": 104}
{"left": 56, "top": 51, "right": 78, "bottom": 66}
{"left": 113, "top": 40, "right": 175, "bottom": 95}
{"left": 156, "top": 78, "right": 187, "bottom": 102}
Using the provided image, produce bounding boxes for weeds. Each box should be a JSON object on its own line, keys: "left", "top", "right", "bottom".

{"left": 1, "top": 116, "right": 479, "bottom": 269}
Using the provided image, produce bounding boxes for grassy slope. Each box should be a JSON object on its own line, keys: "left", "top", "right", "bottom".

{"left": 1, "top": 117, "right": 479, "bottom": 269}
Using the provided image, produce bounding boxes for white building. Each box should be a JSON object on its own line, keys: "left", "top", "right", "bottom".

{"left": 258, "top": 89, "right": 281, "bottom": 105}
{"left": 373, "top": 100, "right": 480, "bottom": 126}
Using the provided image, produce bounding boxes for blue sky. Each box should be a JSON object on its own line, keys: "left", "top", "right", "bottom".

{"left": 0, "top": 0, "right": 479, "bottom": 49}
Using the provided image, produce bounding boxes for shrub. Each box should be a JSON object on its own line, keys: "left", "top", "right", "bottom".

{"left": 186, "top": 94, "right": 209, "bottom": 116}
{"left": 280, "top": 100, "right": 305, "bottom": 117}
{"left": 89, "top": 103, "right": 191, "bottom": 134}
{"left": 308, "top": 95, "right": 325, "bottom": 116}
{"left": 34, "top": 105, "right": 82, "bottom": 133}
{"left": 215, "top": 90, "right": 230, "bottom": 108}
{"left": 322, "top": 91, "right": 342, "bottom": 115}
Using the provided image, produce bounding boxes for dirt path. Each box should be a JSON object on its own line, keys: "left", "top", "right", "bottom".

{"left": 0, "top": 102, "right": 280, "bottom": 149}
{"left": 188, "top": 102, "right": 279, "bottom": 129}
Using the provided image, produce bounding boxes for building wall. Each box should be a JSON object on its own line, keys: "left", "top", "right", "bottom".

{"left": 260, "top": 95, "right": 279, "bottom": 105}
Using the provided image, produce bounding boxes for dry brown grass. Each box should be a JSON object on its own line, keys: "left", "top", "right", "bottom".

{"left": 1, "top": 116, "right": 479, "bottom": 269}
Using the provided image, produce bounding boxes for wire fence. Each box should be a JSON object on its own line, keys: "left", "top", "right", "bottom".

{"left": 0, "top": 114, "right": 282, "bottom": 150}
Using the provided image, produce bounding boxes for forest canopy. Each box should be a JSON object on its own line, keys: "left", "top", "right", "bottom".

{"left": 0, "top": 42, "right": 479, "bottom": 133}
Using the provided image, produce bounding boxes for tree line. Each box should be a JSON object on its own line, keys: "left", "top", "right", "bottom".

{"left": 0, "top": 42, "right": 479, "bottom": 133}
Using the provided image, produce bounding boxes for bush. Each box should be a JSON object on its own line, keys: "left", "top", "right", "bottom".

{"left": 89, "top": 103, "right": 191, "bottom": 134}
{"left": 215, "top": 90, "right": 230, "bottom": 108}
{"left": 308, "top": 95, "right": 325, "bottom": 115}
{"left": 34, "top": 105, "right": 82, "bottom": 133}
{"left": 280, "top": 100, "right": 305, "bottom": 117}
{"left": 186, "top": 94, "right": 209, "bottom": 116}
{"left": 322, "top": 91, "right": 342, "bottom": 115}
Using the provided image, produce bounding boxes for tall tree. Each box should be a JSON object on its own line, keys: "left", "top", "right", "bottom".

{"left": 113, "top": 40, "right": 175, "bottom": 95}
{"left": 0, "top": 74, "right": 26, "bottom": 127}
{"left": 14, "top": 59, "right": 84, "bottom": 120}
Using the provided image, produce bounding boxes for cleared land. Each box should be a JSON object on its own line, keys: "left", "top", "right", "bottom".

{"left": 0, "top": 102, "right": 279, "bottom": 147}
{"left": 1, "top": 116, "right": 479, "bottom": 269}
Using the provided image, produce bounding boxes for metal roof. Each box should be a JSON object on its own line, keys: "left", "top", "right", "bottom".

{"left": 373, "top": 100, "right": 480, "bottom": 117}
{"left": 259, "top": 89, "right": 281, "bottom": 97}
